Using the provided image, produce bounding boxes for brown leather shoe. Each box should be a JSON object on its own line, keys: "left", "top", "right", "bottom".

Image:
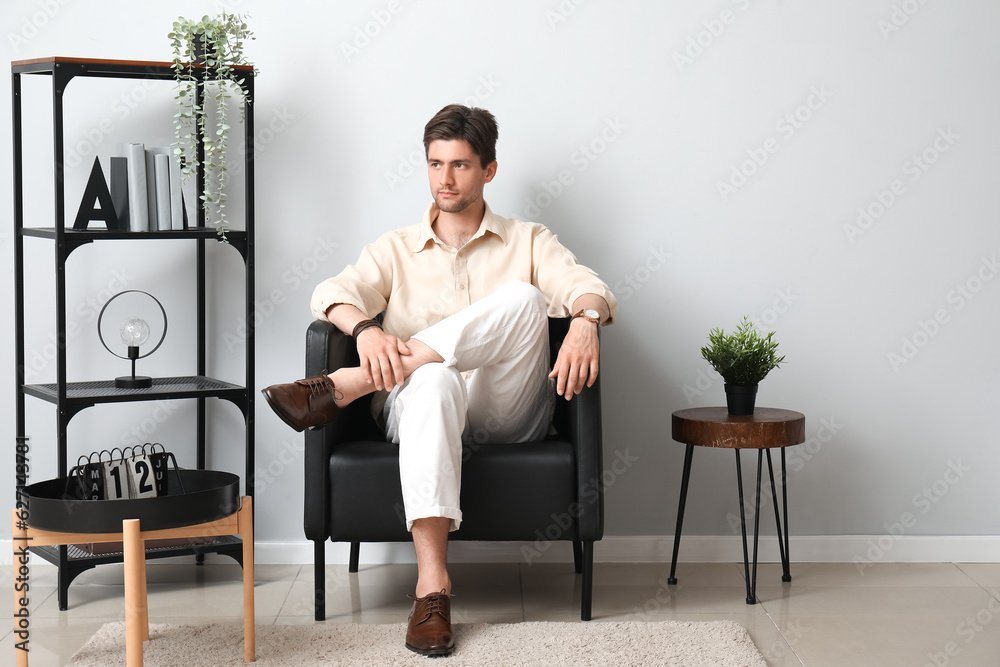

{"left": 261, "top": 375, "right": 341, "bottom": 432}
{"left": 405, "top": 590, "right": 454, "bottom": 657}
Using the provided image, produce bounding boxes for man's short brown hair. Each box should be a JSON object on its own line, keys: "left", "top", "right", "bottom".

{"left": 423, "top": 104, "right": 499, "bottom": 169}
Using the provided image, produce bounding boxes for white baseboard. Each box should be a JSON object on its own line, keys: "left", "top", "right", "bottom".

{"left": 260, "top": 535, "right": 1000, "bottom": 566}
{"left": 3, "top": 535, "right": 998, "bottom": 566}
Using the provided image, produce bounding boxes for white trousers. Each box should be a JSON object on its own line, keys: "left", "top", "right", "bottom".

{"left": 383, "top": 281, "right": 552, "bottom": 532}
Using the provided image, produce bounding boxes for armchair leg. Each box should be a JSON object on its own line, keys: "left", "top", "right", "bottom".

{"left": 581, "top": 541, "right": 594, "bottom": 621}
{"left": 572, "top": 541, "right": 583, "bottom": 574}
{"left": 314, "top": 540, "right": 326, "bottom": 621}
{"left": 349, "top": 542, "right": 360, "bottom": 573}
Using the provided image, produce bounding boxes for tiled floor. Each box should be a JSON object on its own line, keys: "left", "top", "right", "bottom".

{"left": 2, "top": 559, "right": 999, "bottom": 666}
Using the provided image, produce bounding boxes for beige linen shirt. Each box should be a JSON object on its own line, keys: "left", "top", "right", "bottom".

{"left": 311, "top": 202, "right": 617, "bottom": 339}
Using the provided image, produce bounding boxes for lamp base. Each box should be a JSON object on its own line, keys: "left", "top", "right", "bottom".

{"left": 115, "top": 375, "right": 152, "bottom": 389}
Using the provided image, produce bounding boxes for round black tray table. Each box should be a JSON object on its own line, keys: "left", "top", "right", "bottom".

{"left": 21, "top": 469, "right": 239, "bottom": 532}
{"left": 11, "top": 471, "right": 254, "bottom": 667}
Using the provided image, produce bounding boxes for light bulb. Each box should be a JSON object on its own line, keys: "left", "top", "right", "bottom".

{"left": 120, "top": 318, "right": 150, "bottom": 347}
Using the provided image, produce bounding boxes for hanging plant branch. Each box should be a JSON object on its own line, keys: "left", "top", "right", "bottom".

{"left": 168, "top": 12, "right": 256, "bottom": 242}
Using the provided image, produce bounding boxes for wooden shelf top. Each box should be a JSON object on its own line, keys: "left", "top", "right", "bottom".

{"left": 11, "top": 56, "right": 254, "bottom": 76}
{"left": 14, "top": 56, "right": 168, "bottom": 68}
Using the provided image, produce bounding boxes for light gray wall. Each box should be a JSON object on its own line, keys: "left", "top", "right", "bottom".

{"left": 2, "top": 1, "right": 998, "bottom": 550}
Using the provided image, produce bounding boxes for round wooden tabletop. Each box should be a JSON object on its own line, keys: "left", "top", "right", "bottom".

{"left": 671, "top": 407, "right": 805, "bottom": 450}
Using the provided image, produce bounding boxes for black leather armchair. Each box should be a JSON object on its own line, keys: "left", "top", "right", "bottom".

{"left": 302, "top": 317, "right": 604, "bottom": 621}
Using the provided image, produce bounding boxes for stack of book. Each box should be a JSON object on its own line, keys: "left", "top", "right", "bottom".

{"left": 111, "top": 143, "right": 189, "bottom": 231}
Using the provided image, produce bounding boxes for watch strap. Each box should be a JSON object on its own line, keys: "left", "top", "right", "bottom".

{"left": 571, "top": 308, "right": 601, "bottom": 324}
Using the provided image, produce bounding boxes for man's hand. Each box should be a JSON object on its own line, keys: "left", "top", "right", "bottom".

{"left": 356, "top": 327, "right": 411, "bottom": 391}
{"left": 548, "top": 318, "right": 600, "bottom": 399}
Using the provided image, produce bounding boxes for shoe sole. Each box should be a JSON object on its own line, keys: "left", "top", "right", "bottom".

{"left": 260, "top": 388, "right": 306, "bottom": 432}
{"left": 405, "top": 642, "right": 454, "bottom": 657}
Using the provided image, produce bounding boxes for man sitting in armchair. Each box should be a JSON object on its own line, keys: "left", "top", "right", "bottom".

{"left": 263, "top": 104, "right": 616, "bottom": 657}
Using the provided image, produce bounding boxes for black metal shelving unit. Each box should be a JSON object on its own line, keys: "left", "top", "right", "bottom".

{"left": 12, "top": 56, "right": 255, "bottom": 610}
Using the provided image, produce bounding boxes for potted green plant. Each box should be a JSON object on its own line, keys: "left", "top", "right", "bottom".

{"left": 169, "top": 12, "right": 256, "bottom": 241}
{"left": 700, "top": 316, "right": 785, "bottom": 415}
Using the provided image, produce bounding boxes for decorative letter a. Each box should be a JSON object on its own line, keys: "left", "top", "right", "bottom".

{"left": 73, "top": 157, "right": 123, "bottom": 231}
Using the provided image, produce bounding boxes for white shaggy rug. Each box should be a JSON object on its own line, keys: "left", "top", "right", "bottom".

{"left": 69, "top": 620, "right": 767, "bottom": 666}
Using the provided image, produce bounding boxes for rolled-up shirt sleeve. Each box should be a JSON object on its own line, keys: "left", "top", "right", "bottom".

{"left": 310, "top": 239, "right": 394, "bottom": 322}
{"left": 531, "top": 226, "right": 618, "bottom": 325}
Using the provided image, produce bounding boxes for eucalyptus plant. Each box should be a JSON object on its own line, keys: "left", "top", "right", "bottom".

{"left": 700, "top": 316, "right": 785, "bottom": 386}
{"left": 169, "top": 12, "right": 255, "bottom": 241}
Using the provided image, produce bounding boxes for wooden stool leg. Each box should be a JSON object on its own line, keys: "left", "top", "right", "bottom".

{"left": 123, "top": 519, "right": 145, "bottom": 667}
{"left": 139, "top": 544, "right": 148, "bottom": 642}
{"left": 12, "top": 510, "right": 29, "bottom": 667}
{"left": 240, "top": 497, "right": 255, "bottom": 662}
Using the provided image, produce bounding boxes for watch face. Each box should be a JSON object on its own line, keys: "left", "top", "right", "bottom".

{"left": 584, "top": 309, "right": 600, "bottom": 320}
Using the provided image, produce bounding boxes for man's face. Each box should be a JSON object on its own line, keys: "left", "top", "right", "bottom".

{"left": 427, "top": 139, "right": 497, "bottom": 214}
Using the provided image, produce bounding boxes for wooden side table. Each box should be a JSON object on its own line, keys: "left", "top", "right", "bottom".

{"left": 11, "top": 497, "right": 255, "bottom": 666}
{"left": 667, "top": 407, "right": 805, "bottom": 604}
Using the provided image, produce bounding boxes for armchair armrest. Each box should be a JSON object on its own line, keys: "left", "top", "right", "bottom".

{"left": 562, "top": 360, "right": 604, "bottom": 542}
{"left": 549, "top": 318, "right": 604, "bottom": 542}
{"left": 306, "top": 318, "right": 357, "bottom": 375}
{"left": 303, "top": 319, "right": 360, "bottom": 540}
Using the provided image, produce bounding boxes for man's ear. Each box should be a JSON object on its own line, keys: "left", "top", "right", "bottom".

{"left": 483, "top": 160, "right": 498, "bottom": 184}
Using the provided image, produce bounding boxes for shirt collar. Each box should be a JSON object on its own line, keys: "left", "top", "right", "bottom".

{"left": 413, "top": 202, "right": 509, "bottom": 252}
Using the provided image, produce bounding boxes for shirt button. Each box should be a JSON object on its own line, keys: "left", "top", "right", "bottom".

{"left": 459, "top": 284, "right": 466, "bottom": 291}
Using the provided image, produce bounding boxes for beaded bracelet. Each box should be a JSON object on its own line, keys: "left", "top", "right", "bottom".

{"left": 351, "top": 319, "right": 383, "bottom": 339}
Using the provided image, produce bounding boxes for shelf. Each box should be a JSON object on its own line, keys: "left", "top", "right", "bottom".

{"left": 21, "top": 226, "right": 250, "bottom": 259}
{"left": 21, "top": 226, "right": 244, "bottom": 242}
{"left": 24, "top": 375, "right": 245, "bottom": 407}
{"left": 13, "top": 53, "right": 255, "bottom": 611}
{"left": 30, "top": 536, "right": 243, "bottom": 566}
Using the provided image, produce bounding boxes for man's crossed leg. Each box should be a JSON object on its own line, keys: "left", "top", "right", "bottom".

{"left": 262, "top": 281, "right": 550, "bottom": 656}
